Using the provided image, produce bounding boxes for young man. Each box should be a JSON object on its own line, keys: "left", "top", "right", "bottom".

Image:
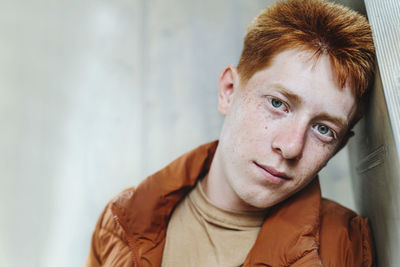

{"left": 87, "top": 0, "right": 376, "bottom": 266}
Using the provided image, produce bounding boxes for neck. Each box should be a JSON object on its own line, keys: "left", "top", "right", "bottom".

{"left": 202, "top": 147, "right": 265, "bottom": 212}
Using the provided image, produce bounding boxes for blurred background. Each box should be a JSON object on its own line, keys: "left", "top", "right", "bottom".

{"left": 0, "top": 0, "right": 398, "bottom": 266}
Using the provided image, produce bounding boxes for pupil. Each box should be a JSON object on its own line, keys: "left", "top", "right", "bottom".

{"left": 272, "top": 99, "right": 282, "bottom": 107}
{"left": 318, "top": 125, "right": 328, "bottom": 134}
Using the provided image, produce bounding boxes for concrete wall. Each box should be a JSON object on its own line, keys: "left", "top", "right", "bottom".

{"left": 0, "top": 1, "right": 361, "bottom": 266}
{"left": 349, "top": 0, "right": 400, "bottom": 266}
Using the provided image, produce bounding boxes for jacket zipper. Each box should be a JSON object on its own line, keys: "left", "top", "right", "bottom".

{"left": 112, "top": 204, "right": 140, "bottom": 267}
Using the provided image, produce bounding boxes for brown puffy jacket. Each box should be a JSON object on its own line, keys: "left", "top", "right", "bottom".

{"left": 86, "top": 141, "right": 375, "bottom": 266}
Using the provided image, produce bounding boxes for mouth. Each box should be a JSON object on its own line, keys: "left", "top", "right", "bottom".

{"left": 253, "top": 161, "right": 291, "bottom": 184}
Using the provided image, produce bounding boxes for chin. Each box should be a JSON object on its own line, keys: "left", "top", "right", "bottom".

{"left": 250, "top": 199, "right": 282, "bottom": 210}
{"left": 239, "top": 191, "right": 284, "bottom": 210}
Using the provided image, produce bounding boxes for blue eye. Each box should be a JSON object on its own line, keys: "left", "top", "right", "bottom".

{"left": 317, "top": 125, "right": 330, "bottom": 135}
{"left": 271, "top": 98, "right": 283, "bottom": 108}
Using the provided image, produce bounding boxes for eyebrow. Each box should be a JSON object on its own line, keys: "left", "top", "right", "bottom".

{"left": 316, "top": 113, "right": 348, "bottom": 130}
{"left": 271, "top": 84, "right": 302, "bottom": 105}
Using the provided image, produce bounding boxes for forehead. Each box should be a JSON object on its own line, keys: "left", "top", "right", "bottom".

{"left": 250, "top": 49, "right": 339, "bottom": 88}
{"left": 240, "top": 49, "right": 357, "bottom": 123}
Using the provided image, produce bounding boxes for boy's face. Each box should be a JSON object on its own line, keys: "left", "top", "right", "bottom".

{"left": 215, "top": 49, "right": 357, "bottom": 211}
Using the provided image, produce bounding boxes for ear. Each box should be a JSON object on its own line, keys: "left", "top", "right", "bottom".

{"left": 333, "top": 130, "right": 354, "bottom": 156}
{"left": 218, "top": 65, "right": 239, "bottom": 115}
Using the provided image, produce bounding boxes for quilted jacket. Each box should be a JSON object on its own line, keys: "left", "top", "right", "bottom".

{"left": 86, "top": 141, "right": 375, "bottom": 266}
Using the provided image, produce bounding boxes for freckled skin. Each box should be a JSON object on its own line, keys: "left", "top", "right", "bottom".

{"left": 204, "top": 49, "right": 357, "bottom": 212}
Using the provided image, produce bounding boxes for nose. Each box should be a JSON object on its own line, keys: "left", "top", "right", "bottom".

{"left": 271, "top": 120, "right": 307, "bottom": 160}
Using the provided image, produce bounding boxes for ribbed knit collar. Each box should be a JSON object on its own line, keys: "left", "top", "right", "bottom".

{"left": 188, "top": 179, "right": 267, "bottom": 229}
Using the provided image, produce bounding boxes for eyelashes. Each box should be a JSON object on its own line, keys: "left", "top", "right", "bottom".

{"left": 312, "top": 124, "right": 336, "bottom": 141}
{"left": 268, "top": 97, "right": 288, "bottom": 113}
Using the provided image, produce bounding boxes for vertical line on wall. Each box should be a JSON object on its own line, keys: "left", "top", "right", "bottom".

{"left": 138, "top": 0, "right": 150, "bottom": 178}
{"left": 365, "top": 0, "right": 400, "bottom": 163}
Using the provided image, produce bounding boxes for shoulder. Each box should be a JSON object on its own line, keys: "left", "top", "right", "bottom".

{"left": 86, "top": 187, "right": 136, "bottom": 267}
{"left": 98, "top": 187, "right": 136, "bottom": 240}
{"left": 319, "top": 198, "right": 375, "bottom": 267}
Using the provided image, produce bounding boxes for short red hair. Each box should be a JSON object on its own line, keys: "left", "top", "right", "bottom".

{"left": 237, "top": 0, "right": 375, "bottom": 98}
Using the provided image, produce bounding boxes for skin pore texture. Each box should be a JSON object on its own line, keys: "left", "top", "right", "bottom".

{"left": 203, "top": 49, "right": 357, "bottom": 212}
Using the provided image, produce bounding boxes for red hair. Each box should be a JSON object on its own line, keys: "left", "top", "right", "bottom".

{"left": 237, "top": 0, "right": 375, "bottom": 98}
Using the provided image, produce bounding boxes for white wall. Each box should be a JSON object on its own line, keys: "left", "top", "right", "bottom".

{"left": 0, "top": 1, "right": 356, "bottom": 266}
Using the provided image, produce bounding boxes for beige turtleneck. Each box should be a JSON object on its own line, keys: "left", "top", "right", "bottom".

{"left": 161, "top": 179, "right": 268, "bottom": 267}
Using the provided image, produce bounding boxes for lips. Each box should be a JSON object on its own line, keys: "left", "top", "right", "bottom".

{"left": 253, "top": 161, "right": 291, "bottom": 184}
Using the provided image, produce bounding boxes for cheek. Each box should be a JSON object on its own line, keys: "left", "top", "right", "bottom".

{"left": 225, "top": 96, "right": 275, "bottom": 156}
{"left": 232, "top": 101, "right": 265, "bottom": 136}
{"left": 302, "top": 143, "right": 335, "bottom": 175}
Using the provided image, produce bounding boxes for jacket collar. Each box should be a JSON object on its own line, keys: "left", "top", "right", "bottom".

{"left": 112, "top": 141, "right": 322, "bottom": 266}
{"left": 243, "top": 177, "right": 322, "bottom": 266}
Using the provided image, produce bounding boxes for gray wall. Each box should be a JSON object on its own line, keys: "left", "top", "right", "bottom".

{"left": 0, "top": 1, "right": 361, "bottom": 266}
{"left": 349, "top": 0, "right": 400, "bottom": 266}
